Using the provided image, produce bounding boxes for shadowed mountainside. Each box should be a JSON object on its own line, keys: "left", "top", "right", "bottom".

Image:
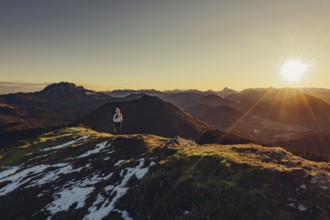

{"left": 0, "top": 83, "right": 114, "bottom": 147}
{"left": 0, "top": 102, "right": 75, "bottom": 148}
{"left": 185, "top": 104, "right": 258, "bottom": 130}
{"left": 74, "top": 95, "right": 213, "bottom": 140}
{"left": 163, "top": 92, "right": 234, "bottom": 109}
{"left": 248, "top": 93, "right": 330, "bottom": 130}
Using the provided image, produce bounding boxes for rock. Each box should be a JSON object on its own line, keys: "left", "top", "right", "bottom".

{"left": 310, "top": 176, "right": 320, "bottom": 184}
{"left": 310, "top": 172, "right": 329, "bottom": 185}
{"left": 298, "top": 204, "right": 307, "bottom": 212}
{"left": 296, "top": 185, "right": 306, "bottom": 194}
{"left": 167, "top": 136, "right": 196, "bottom": 148}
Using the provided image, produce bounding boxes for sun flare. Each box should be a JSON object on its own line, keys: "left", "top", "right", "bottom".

{"left": 280, "top": 60, "right": 308, "bottom": 82}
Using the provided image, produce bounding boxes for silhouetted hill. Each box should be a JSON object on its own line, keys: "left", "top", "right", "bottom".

{"left": 161, "top": 92, "right": 208, "bottom": 109}
{"left": 197, "top": 94, "right": 233, "bottom": 107}
{"left": 227, "top": 88, "right": 299, "bottom": 103}
{"left": 184, "top": 104, "right": 212, "bottom": 117}
{"left": 185, "top": 104, "right": 248, "bottom": 129}
{"left": 217, "top": 87, "right": 238, "bottom": 97}
{"left": 0, "top": 82, "right": 112, "bottom": 108}
{"left": 34, "top": 82, "right": 110, "bottom": 104}
{"left": 106, "top": 89, "right": 165, "bottom": 98}
{"left": 0, "top": 102, "right": 75, "bottom": 148}
{"left": 75, "top": 95, "right": 212, "bottom": 140}
{"left": 163, "top": 92, "right": 234, "bottom": 109}
{"left": 228, "top": 87, "right": 330, "bottom": 110}
{"left": 250, "top": 93, "right": 330, "bottom": 130}
{"left": 304, "top": 88, "right": 330, "bottom": 105}
{"left": 0, "top": 92, "right": 50, "bottom": 107}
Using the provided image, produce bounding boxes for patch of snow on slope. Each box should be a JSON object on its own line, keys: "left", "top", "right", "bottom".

{"left": 114, "top": 160, "right": 125, "bottom": 167}
{"left": 45, "top": 172, "right": 113, "bottom": 218}
{"left": 114, "top": 209, "right": 133, "bottom": 220}
{"left": 0, "top": 166, "right": 20, "bottom": 179}
{"left": 42, "top": 135, "right": 90, "bottom": 152}
{"left": 78, "top": 141, "right": 111, "bottom": 158}
{"left": 83, "top": 158, "right": 154, "bottom": 220}
{"left": 46, "top": 184, "right": 95, "bottom": 215}
{"left": 0, "top": 163, "right": 85, "bottom": 196}
{"left": 0, "top": 164, "right": 49, "bottom": 196}
{"left": 30, "top": 163, "right": 83, "bottom": 186}
{"left": 81, "top": 173, "right": 113, "bottom": 186}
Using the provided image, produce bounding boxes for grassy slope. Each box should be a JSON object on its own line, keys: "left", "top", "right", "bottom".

{"left": 0, "top": 127, "right": 329, "bottom": 220}
{"left": 119, "top": 144, "right": 330, "bottom": 220}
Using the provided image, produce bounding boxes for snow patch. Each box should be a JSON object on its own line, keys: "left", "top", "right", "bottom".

{"left": 114, "top": 160, "right": 125, "bottom": 167}
{"left": 298, "top": 204, "right": 307, "bottom": 212}
{"left": 29, "top": 163, "right": 83, "bottom": 186}
{"left": 46, "top": 172, "right": 113, "bottom": 218}
{"left": 114, "top": 209, "right": 133, "bottom": 220}
{"left": 0, "top": 163, "right": 84, "bottom": 196}
{"left": 84, "top": 158, "right": 155, "bottom": 220}
{"left": 0, "top": 164, "right": 49, "bottom": 196}
{"left": 0, "top": 166, "right": 20, "bottom": 179}
{"left": 46, "top": 185, "right": 95, "bottom": 215}
{"left": 78, "top": 141, "right": 111, "bottom": 158}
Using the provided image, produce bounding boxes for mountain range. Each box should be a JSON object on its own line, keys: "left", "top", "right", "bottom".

{"left": 1, "top": 82, "right": 330, "bottom": 159}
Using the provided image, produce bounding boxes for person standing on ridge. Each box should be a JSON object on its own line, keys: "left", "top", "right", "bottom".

{"left": 113, "top": 107, "right": 123, "bottom": 134}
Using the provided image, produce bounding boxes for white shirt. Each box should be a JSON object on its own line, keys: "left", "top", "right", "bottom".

{"left": 113, "top": 113, "right": 123, "bottom": 123}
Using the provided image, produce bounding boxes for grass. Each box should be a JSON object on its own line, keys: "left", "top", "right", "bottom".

{"left": 117, "top": 143, "right": 330, "bottom": 220}
{"left": 0, "top": 127, "right": 169, "bottom": 167}
{"left": 0, "top": 127, "right": 112, "bottom": 167}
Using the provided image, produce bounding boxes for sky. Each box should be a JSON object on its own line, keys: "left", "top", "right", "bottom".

{"left": 1, "top": 0, "right": 330, "bottom": 93}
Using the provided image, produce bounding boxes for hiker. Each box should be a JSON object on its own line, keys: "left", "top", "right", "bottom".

{"left": 113, "top": 107, "right": 123, "bottom": 134}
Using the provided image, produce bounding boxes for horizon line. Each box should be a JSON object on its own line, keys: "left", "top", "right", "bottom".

{"left": 0, "top": 81, "right": 330, "bottom": 95}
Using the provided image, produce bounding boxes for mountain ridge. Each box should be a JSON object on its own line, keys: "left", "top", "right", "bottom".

{"left": 74, "top": 94, "right": 214, "bottom": 140}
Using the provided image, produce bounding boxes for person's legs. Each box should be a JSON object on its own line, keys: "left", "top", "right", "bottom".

{"left": 117, "top": 122, "right": 122, "bottom": 134}
{"left": 114, "top": 123, "right": 119, "bottom": 134}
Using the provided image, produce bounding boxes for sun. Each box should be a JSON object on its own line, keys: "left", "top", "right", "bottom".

{"left": 280, "top": 59, "right": 308, "bottom": 82}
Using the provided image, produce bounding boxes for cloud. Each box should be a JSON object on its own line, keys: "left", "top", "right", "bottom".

{"left": 0, "top": 81, "right": 50, "bottom": 94}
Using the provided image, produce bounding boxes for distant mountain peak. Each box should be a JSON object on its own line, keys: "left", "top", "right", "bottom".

{"left": 41, "top": 82, "right": 89, "bottom": 93}
{"left": 221, "top": 87, "right": 236, "bottom": 93}
{"left": 35, "top": 82, "right": 110, "bottom": 103}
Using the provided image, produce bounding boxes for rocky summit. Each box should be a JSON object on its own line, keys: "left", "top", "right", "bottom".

{"left": 0, "top": 127, "right": 329, "bottom": 220}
